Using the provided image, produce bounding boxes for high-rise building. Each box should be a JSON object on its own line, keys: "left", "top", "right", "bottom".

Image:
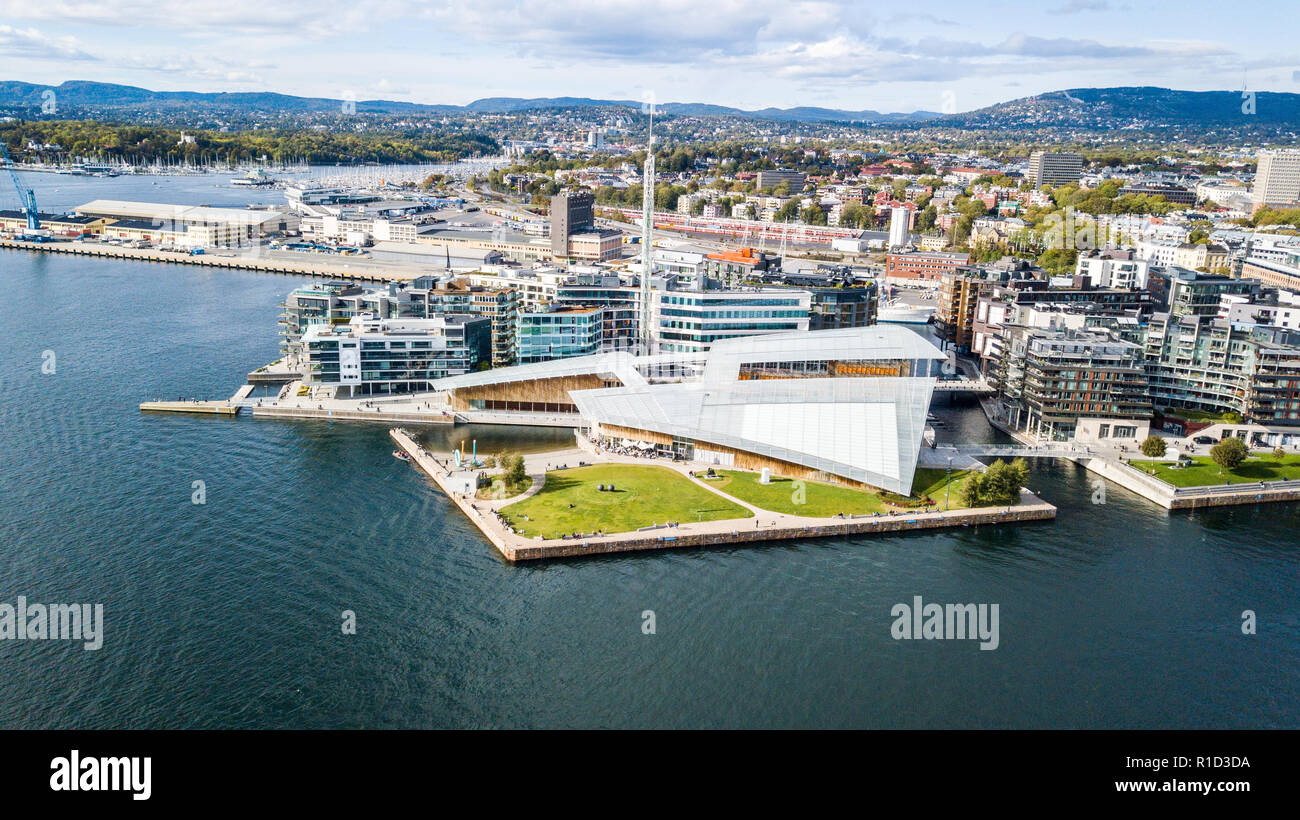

{"left": 1027, "top": 151, "right": 1083, "bottom": 188}
{"left": 550, "top": 190, "right": 595, "bottom": 256}
{"left": 888, "top": 206, "right": 911, "bottom": 249}
{"left": 1253, "top": 149, "right": 1300, "bottom": 209}
{"left": 755, "top": 170, "right": 806, "bottom": 191}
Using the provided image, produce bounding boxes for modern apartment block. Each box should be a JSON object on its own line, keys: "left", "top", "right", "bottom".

{"left": 280, "top": 281, "right": 414, "bottom": 359}
{"left": 554, "top": 274, "right": 643, "bottom": 351}
{"left": 1075, "top": 250, "right": 1150, "bottom": 290}
{"left": 990, "top": 326, "right": 1152, "bottom": 441}
{"left": 1027, "top": 151, "right": 1084, "bottom": 188}
{"left": 409, "top": 278, "right": 520, "bottom": 368}
{"left": 516, "top": 305, "right": 605, "bottom": 364}
{"left": 972, "top": 283, "right": 1154, "bottom": 368}
{"left": 935, "top": 266, "right": 993, "bottom": 352}
{"left": 653, "top": 289, "right": 811, "bottom": 354}
{"left": 1253, "top": 149, "right": 1300, "bottom": 209}
{"left": 1145, "top": 267, "right": 1259, "bottom": 318}
{"left": 1143, "top": 314, "right": 1300, "bottom": 425}
{"left": 302, "top": 315, "right": 490, "bottom": 397}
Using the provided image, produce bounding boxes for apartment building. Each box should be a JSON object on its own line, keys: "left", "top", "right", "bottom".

{"left": 1027, "top": 152, "right": 1084, "bottom": 188}
{"left": 1075, "top": 250, "right": 1150, "bottom": 290}
{"left": 516, "top": 305, "right": 604, "bottom": 364}
{"left": 302, "top": 315, "right": 490, "bottom": 397}
{"left": 1146, "top": 267, "right": 1259, "bottom": 318}
{"left": 1144, "top": 314, "right": 1300, "bottom": 425}
{"left": 885, "top": 250, "right": 970, "bottom": 283}
{"left": 991, "top": 326, "right": 1152, "bottom": 441}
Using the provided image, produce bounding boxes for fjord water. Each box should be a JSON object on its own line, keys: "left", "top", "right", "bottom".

{"left": 1, "top": 173, "right": 1298, "bottom": 726}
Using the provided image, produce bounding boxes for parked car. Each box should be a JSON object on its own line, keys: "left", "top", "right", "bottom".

{"left": 1193, "top": 435, "right": 1216, "bottom": 445}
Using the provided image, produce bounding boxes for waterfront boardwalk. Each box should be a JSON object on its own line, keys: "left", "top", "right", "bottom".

{"left": 1, "top": 238, "right": 421, "bottom": 283}
{"left": 391, "top": 428, "right": 1057, "bottom": 562}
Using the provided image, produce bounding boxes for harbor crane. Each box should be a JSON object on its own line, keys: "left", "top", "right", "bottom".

{"left": 1, "top": 140, "right": 40, "bottom": 232}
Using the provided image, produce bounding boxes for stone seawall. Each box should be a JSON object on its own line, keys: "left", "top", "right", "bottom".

{"left": 506, "top": 504, "right": 1058, "bottom": 561}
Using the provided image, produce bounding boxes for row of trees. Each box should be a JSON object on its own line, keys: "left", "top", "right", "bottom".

{"left": 3, "top": 121, "right": 499, "bottom": 165}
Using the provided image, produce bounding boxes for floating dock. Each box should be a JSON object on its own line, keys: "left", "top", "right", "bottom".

{"left": 139, "top": 399, "right": 239, "bottom": 416}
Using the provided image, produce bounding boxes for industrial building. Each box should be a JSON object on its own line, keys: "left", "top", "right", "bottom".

{"left": 73, "top": 200, "right": 298, "bottom": 246}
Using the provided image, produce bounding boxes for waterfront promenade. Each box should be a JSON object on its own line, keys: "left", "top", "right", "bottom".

{"left": 391, "top": 429, "right": 1057, "bottom": 562}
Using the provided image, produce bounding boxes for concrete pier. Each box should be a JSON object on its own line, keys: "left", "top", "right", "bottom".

{"left": 1, "top": 238, "right": 420, "bottom": 283}
{"left": 391, "top": 428, "right": 1057, "bottom": 563}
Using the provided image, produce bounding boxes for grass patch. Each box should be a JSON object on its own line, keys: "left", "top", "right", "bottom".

{"left": 707, "top": 467, "right": 982, "bottom": 515}
{"left": 500, "top": 464, "right": 751, "bottom": 537}
{"left": 709, "top": 470, "right": 886, "bottom": 516}
{"left": 910, "top": 468, "right": 980, "bottom": 511}
{"left": 1130, "top": 454, "right": 1300, "bottom": 487}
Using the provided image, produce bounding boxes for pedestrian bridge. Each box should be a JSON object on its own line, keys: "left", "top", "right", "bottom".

{"left": 932, "top": 377, "right": 995, "bottom": 395}
{"left": 935, "top": 444, "right": 1091, "bottom": 459}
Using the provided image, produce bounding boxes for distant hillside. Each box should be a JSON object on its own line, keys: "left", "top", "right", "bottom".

{"left": 0, "top": 81, "right": 935, "bottom": 123}
{"left": 5, "top": 81, "right": 1296, "bottom": 132}
{"left": 933, "top": 86, "right": 1300, "bottom": 130}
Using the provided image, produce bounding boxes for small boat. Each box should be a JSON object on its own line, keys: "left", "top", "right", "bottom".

{"left": 877, "top": 298, "right": 937, "bottom": 324}
{"left": 392, "top": 450, "right": 412, "bottom": 462}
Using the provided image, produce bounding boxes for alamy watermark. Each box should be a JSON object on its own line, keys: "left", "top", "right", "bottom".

{"left": 0, "top": 596, "right": 103, "bottom": 650}
{"left": 891, "top": 595, "right": 999, "bottom": 650}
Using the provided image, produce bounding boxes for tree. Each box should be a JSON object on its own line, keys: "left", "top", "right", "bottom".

{"left": 1274, "top": 446, "right": 1287, "bottom": 461}
{"left": 1139, "top": 435, "right": 1167, "bottom": 458}
{"left": 1210, "top": 437, "right": 1248, "bottom": 473}
{"left": 506, "top": 453, "right": 528, "bottom": 489}
{"left": 961, "top": 473, "right": 984, "bottom": 507}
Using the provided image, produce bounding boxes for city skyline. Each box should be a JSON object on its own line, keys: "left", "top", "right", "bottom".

{"left": 1, "top": 0, "right": 1298, "bottom": 114}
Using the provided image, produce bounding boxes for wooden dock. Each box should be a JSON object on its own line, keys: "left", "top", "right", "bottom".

{"left": 139, "top": 400, "right": 239, "bottom": 416}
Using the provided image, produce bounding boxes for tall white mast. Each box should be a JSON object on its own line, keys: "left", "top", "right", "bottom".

{"left": 639, "top": 102, "right": 656, "bottom": 354}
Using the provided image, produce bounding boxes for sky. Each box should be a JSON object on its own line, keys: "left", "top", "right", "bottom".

{"left": 0, "top": 0, "right": 1297, "bottom": 113}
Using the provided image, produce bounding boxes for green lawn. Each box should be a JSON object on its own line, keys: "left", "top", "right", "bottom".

{"left": 500, "top": 464, "right": 751, "bottom": 537}
{"left": 1157, "top": 407, "right": 1240, "bottom": 423}
{"left": 1130, "top": 454, "right": 1300, "bottom": 487}
{"left": 911, "top": 468, "right": 980, "bottom": 511}
{"left": 707, "top": 467, "right": 981, "bottom": 515}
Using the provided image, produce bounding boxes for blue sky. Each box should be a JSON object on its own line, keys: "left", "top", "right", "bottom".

{"left": 0, "top": 0, "right": 1297, "bottom": 112}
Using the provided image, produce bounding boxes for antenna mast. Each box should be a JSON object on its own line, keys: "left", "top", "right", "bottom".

{"left": 639, "top": 101, "right": 656, "bottom": 354}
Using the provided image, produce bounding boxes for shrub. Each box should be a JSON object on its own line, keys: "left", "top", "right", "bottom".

{"left": 1210, "top": 436, "right": 1248, "bottom": 471}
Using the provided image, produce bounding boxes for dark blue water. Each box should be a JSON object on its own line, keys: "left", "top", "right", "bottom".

{"left": 1, "top": 178, "right": 1298, "bottom": 728}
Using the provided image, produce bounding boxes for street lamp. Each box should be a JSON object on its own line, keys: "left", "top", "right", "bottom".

{"left": 945, "top": 457, "right": 953, "bottom": 511}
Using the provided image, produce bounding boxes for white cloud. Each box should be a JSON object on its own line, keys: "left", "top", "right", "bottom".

{"left": 0, "top": 24, "right": 97, "bottom": 60}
